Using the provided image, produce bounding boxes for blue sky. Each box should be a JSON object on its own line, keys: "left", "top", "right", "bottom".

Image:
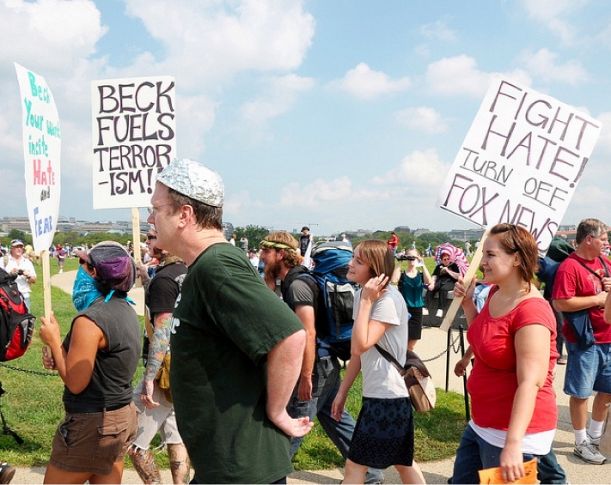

{"left": 1, "top": 0, "right": 610, "bottom": 236}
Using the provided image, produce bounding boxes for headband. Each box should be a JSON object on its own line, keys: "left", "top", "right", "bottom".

{"left": 260, "top": 240, "right": 297, "bottom": 251}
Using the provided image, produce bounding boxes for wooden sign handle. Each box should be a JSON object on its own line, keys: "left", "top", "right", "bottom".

{"left": 440, "top": 230, "right": 489, "bottom": 332}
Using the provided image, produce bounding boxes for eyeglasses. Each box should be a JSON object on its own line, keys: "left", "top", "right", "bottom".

{"left": 147, "top": 203, "right": 174, "bottom": 216}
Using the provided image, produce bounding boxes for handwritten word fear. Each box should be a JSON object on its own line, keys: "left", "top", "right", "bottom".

{"left": 32, "top": 159, "right": 56, "bottom": 186}
{"left": 33, "top": 207, "right": 53, "bottom": 237}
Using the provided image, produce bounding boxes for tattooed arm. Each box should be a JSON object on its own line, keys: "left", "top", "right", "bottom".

{"left": 140, "top": 311, "right": 172, "bottom": 408}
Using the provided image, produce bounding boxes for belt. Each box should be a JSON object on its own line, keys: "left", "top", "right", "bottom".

{"left": 64, "top": 402, "right": 128, "bottom": 414}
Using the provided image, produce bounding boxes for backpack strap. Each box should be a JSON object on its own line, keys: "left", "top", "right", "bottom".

{"left": 573, "top": 256, "right": 611, "bottom": 282}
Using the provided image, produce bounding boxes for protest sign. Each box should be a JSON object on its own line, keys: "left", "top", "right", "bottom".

{"left": 438, "top": 78, "right": 601, "bottom": 253}
{"left": 437, "top": 78, "right": 602, "bottom": 332}
{"left": 15, "top": 63, "right": 61, "bottom": 320}
{"left": 15, "top": 63, "right": 61, "bottom": 253}
{"left": 91, "top": 76, "right": 176, "bottom": 209}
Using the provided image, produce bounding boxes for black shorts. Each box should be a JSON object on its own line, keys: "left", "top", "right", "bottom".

{"left": 408, "top": 306, "right": 423, "bottom": 340}
{"left": 348, "top": 397, "right": 414, "bottom": 469}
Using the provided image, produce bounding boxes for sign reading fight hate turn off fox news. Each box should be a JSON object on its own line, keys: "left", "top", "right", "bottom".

{"left": 438, "top": 77, "right": 602, "bottom": 253}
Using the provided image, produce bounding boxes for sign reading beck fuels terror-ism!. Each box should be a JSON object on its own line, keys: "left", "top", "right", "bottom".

{"left": 438, "top": 78, "right": 602, "bottom": 252}
{"left": 91, "top": 76, "right": 176, "bottom": 209}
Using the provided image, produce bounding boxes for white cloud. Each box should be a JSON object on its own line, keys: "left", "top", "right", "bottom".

{"left": 395, "top": 106, "right": 448, "bottom": 134}
{"left": 519, "top": 0, "right": 588, "bottom": 44}
{"left": 124, "top": 0, "right": 315, "bottom": 90}
{"left": 0, "top": 0, "right": 106, "bottom": 71}
{"left": 519, "top": 48, "right": 588, "bottom": 85}
{"left": 420, "top": 20, "right": 457, "bottom": 42}
{"left": 241, "top": 74, "right": 314, "bottom": 124}
{"left": 426, "top": 55, "right": 531, "bottom": 98}
{"left": 334, "top": 63, "right": 411, "bottom": 100}
{"left": 373, "top": 149, "right": 449, "bottom": 187}
{"left": 594, "top": 111, "right": 611, "bottom": 154}
{"left": 280, "top": 176, "right": 385, "bottom": 208}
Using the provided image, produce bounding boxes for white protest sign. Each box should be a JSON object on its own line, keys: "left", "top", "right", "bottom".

{"left": 438, "top": 78, "right": 601, "bottom": 253}
{"left": 91, "top": 76, "right": 176, "bottom": 209}
{"left": 15, "top": 63, "right": 61, "bottom": 253}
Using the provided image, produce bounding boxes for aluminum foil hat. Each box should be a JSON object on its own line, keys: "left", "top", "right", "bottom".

{"left": 75, "top": 241, "right": 136, "bottom": 292}
{"left": 156, "top": 158, "right": 224, "bottom": 207}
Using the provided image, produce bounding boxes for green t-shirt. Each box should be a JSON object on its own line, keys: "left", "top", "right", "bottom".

{"left": 170, "top": 242, "right": 303, "bottom": 483}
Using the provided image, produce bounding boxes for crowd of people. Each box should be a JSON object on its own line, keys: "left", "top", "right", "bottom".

{"left": 1, "top": 158, "right": 609, "bottom": 484}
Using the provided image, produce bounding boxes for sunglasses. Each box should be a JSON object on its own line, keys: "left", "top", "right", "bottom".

{"left": 406, "top": 256, "right": 417, "bottom": 261}
{"left": 147, "top": 235, "right": 157, "bottom": 240}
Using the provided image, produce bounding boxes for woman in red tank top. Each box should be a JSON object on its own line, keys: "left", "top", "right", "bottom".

{"left": 451, "top": 224, "right": 558, "bottom": 484}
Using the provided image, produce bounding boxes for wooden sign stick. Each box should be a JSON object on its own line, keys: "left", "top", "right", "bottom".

{"left": 440, "top": 230, "right": 489, "bottom": 332}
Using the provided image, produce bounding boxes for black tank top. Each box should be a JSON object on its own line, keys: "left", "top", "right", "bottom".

{"left": 62, "top": 296, "right": 140, "bottom": 411}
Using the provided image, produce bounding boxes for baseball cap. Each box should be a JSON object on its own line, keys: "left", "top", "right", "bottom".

{"left": 75, "top": 241, "right": 136, "bottom": 292}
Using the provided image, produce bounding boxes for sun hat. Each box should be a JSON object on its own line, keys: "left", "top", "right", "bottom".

{"left": 156, "top": 158, "right": 224, "bottom": 207}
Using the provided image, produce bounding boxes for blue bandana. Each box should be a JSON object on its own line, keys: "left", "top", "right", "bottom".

{"left": 72, "top": 266, "right": 103, "bottom": 311}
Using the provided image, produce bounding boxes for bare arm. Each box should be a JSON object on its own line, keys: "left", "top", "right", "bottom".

{"left": 351, "top": 275, "right": 392, "bottom": 356}
{"left": 420, "top": 259, "right": 432, "bottom": 286}
{"left": 40, "top": 315, "right": 104, "bottom": 394}
{"left": 605, "top": 291, "right": 611, "bottom": 324}
{"left": 294, "top": 304, "right": 316, "bottom": 400}
{"left": 331, "top": 355, "right": 361, "bottom": 421}
{"left": 500, "top": 324, "right": 551, "bottom": 482}
{"left": 266, "top": 329, "right": 313, "bottom": 437}
{"left": 553, "top": 293, "right": 607, "bottom": 313}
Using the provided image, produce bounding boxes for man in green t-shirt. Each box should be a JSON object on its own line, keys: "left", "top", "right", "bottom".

{"left": 147, "top": 158, "right": 312, "bottom": 483}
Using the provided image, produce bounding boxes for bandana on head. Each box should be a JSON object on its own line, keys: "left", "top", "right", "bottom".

{"left": 72, "top": 266, "right": 103, "bottom": 312}
{"left": 260, "top": 240, "right": 296, "bottom": 251}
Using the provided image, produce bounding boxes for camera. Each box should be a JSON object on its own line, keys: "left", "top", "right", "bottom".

{"left": 17, "top": 270, "right": 24, "bottom": 276}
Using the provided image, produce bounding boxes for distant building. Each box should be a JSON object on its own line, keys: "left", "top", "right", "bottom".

{"left": 447, "top": 228, "right": 485, "bottom": 242}
{"left": 413, "top": 228, "right": 431, "bottom": 237}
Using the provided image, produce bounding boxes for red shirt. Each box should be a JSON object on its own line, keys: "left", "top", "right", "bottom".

{"left": 467, "top": 289, "right": 558, "bottom": 432}
{"left": 552, "top": 253, "right": 611, "bottom": 344}
{"left": 387, "top": 234, "right": 399, "bottom": 250}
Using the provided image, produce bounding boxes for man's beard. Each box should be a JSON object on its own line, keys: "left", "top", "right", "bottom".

{"left": 264, "top": 259, "right": 282, "bottom": 282}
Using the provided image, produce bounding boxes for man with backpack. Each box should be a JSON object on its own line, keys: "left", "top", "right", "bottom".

{"left": 553, "top": 218, "right": 611, "bottom": 465}
{"left": 260, "top": 232, "right": 383, "bottom": 483}
{"left": 2, "top": 240, "right": 36, "bottom": 311}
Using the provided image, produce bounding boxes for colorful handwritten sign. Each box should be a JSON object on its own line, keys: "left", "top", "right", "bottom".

{"left": 438, "top": 78, "right": 601, "bottom": 252}
{"left": 15, "top": 63, "right": 61, "bottom": 253}
{"left": 91, "top": 76, "right": 176, "bottom": 209}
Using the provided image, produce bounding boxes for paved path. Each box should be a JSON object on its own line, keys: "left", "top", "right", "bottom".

{"left": 25, "top": 272, "right": 608, "bottom": 484}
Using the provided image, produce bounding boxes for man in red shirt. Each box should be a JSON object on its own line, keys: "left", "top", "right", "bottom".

{"left": 553, "top": 218, "right": 611, "bottom": 465}
{"left": 387, "top": 231, "right": 399, "bottom": 255}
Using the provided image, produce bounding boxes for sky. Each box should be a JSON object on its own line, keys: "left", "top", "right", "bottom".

{"left": 1, "top": 0, "right": 611, "bottom": 236}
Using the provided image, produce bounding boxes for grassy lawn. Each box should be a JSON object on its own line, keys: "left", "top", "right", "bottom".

{"left": 0, "top": 255, "right": 466, "bottom": 469}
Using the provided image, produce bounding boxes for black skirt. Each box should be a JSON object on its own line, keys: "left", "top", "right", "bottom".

{"left": 348, "top": 397, "right": 414, "bottom": 469}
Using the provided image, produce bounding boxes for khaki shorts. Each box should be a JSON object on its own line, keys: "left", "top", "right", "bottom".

{"left": 50, "top": 402, "right": 137, "bottom": 475}
{"left": 132, "top": 380, "right": 183, "bottom": 449}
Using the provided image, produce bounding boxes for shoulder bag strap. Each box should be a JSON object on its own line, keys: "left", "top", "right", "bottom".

{"left": 374, "top": 344, "right": 404, "bottom": 374}
{"left": 574, "top": 257, "right": 609, "bottom": 282}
